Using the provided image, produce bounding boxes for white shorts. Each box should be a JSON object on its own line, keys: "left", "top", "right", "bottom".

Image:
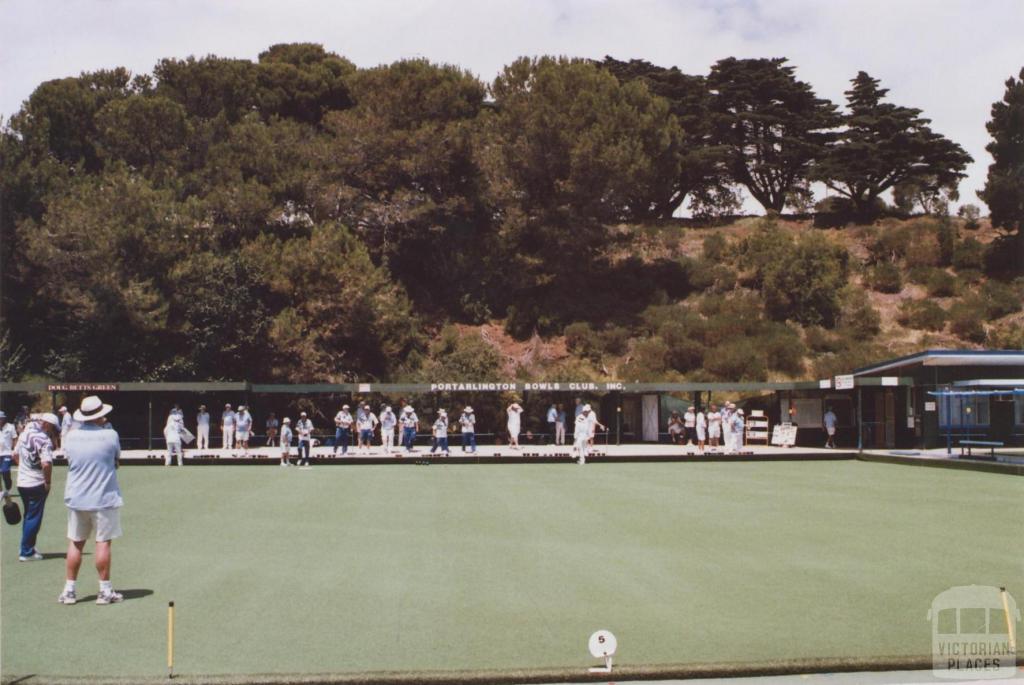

{"left": 826, "top": 426, "right": 836, "bottom": 436}
{"left": 235, "top": 430, "right": 250, "bottom": 441}
{"left": 709, "top": 426, "right": 721, "bottom": 439}
{"left": 68, "top": 508, "right": 123, "bottom": 542}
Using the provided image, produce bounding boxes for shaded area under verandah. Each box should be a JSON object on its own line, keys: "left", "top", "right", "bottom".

{"left": 0, "top": 377, "right": 911, "bottom": 452}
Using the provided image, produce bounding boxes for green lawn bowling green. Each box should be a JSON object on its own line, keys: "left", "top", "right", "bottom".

{"left": 1, "top": 460, "right": 1019, "bottom": 678}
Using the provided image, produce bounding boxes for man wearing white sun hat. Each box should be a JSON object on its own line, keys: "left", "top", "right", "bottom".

{"left": 59, "top": 396, "right": 124, "bottom": 605}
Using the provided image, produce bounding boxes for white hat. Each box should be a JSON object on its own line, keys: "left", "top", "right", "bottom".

{"left": 59, "top": 406, "right": 68, "bottom": 413}
{"left": 36, "top": 412, "right": 61, "bottom": 429}
{"left": 342, "top": 404, "right": 350, "bottom": 410}
{"left": 384, "top": 405, "right": 392, "bottom": 412}
{"left": 403, "top": 406, "right": 414, "bottom": 413}
{"left": 73, "top": 396, "right": 113, "bottom": 422}
{"left": 225, "top": 403, "right": 232, "bottom": 408}
{"left": 464, "top": 406, "right": 473, "bottom": 413}
{"left": 737, "top": 408, "right": 745, "bottom": 415}
{"left": 238, "top": 405, "right": 246, "bottom": 411}
{"left": 438, "top": 409, "right": 447, "bottom": 415}
{"left": 300, "top": 411, "right": 307, "bottom": 417}
{"left": 583, "top": 404, "right": 592, "bottom": 411}
{"left": 0, "top": 411, "right": 6, "bottom": 419}
{"left": 283, "top": 417, "right": 291, "bottom": 423}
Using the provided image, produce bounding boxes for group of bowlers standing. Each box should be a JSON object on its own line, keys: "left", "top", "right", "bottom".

{"left": 668, "top": 402, "right": 747, "bottom": 454}
{"left": 162, "top": 395, "right": 784, "bottom": 466}
{"left": 2, "top": 396, "right": 126, "bottom": 606}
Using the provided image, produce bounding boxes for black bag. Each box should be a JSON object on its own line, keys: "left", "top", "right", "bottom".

{"left": 3, "top": 497, "right": 21, "bottom": 525}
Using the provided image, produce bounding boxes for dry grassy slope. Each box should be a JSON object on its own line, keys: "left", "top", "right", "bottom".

{"left": 452, "top": 217, "right": 1016, "bottom": 380}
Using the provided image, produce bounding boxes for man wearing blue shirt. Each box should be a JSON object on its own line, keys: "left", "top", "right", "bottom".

{"left": 546, "top": 404, "right": 557, "bottom": 445}
{"left": 59, "top": 395, "right": 124, "bottom": 606}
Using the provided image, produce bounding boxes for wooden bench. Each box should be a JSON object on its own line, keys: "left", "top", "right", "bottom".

{"left": 959, "top": 439, "right": 1004, "bottom": 459}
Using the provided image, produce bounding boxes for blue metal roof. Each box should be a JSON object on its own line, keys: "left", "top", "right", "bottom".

{"left": 853, "top": 350, "right": 1024, "bottom": 377}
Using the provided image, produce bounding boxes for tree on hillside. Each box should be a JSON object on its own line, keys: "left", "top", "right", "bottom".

{"left": 977, "top": 67, "right": 1024, "bottom": 266}
{"left": 815, "top": 72, "right": 971, "bottom": 217}
{"left": 483, "top": 56, "right": 684, "bottom": 247}
{"left": 7, "top": 68, "right": 135, "bottom": 171}
{"left": 707, "top": 57, "right": 838, "bottom": 212}
{"left": 598, "top": 57, "right": 733, "bottom": 218}
{"left": 311, "top": 59, "right": 494, "bottom": 316}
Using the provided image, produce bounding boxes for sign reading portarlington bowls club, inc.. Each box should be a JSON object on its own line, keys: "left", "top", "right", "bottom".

{"left": 428, "top": 382, "right": 626, "bottom": 392}
{"left": 46, "top": 383, "right": 120, "bottom": 393}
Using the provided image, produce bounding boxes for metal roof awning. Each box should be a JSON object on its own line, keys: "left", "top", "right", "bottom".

{"left": 853, "top": 349, "right": 1024, "bottom": 376}
{"left": 952, "top": 379, "right": 1024, "bottom": 388}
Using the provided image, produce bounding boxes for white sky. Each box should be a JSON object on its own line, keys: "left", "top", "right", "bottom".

{"left": 2, "top": 0, "right": 1022, "bottom": 213}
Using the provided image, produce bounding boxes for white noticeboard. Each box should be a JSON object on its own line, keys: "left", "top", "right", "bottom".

{"left": 925, "top": 401, "right": 937, "bottom": 412}
{"left": 771, "top": 423, "right": 798, "bottom": 447}
{"left": 881, "top": 376, "right": 898, "bottom": 386}
{"left": 819, "top": 379, "right": 832, "bottom": 389}
{"left": 835, "top": 375, "right": 855, "bottom": 390}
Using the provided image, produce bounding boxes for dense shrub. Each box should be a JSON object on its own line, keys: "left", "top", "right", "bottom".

{"left": 956, "top": 268, "right": 984, "bottom": 285}
{"left": 703, "top": 338, "right": 767, "bottom": 381}
{"left": 925, "top": 269, "right": 958, "bottom": 297}
{"left": 988, "top": 322, "right": 1024, "bottom": 349}
{"left": 620, "top": 337, "right": 671, "bottom": 381}
{"left": 600, "top": 325, "right": 631, "bottom": 355}
{"left": 761, "top": 232, "right": 849, "bottom": 327}
{"left": 564, "top": 322, "right": 599, "bottom": 359}
{"left": 953, "top": 237, "right": 985, "bottom": 271}
{"left": 866, "top": 262, "right": 903, "bottom": 293}
{"left": 897, "top": 300, "right": 947, "bottom": 331}
{"left": 702, "top": 232, "right": 728, "bottom": 262}
{"left": 812, "top": 343, "right": 887, "bottom": 380}
{"left": 837, "top": 287, "right": 881, "bottom": 338}
{"left": 659, "top": 324, "right": 706, "bottom": 373}
{"left": 904, "top": 232, "right": 941, "bottom": 267}
{"left": 761, "top": 322, "right": 806, "bottom": 376}
{"left": 688, "top": 259, "right": 737, "bottom": 293}
{"left": 949, "top": 301, "right": 987, "bottom": 343}
{"left": 936, "top": 218, "right": 956, "bottom": 266}
{"left": 804, "top": 325, "right": 843, "bottom": 353}
{"left": 868, "top": 224, "right": 914, "bottom": 264}
{"left": 979, "top": 280, "right": 1022, "bottom": 318}
{"left": 907, "top": 266, "right": 933, "bottom": 285}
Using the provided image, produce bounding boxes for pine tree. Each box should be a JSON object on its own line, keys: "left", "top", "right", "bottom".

{"left": 815, "top": 72, "right": 971, "bottom": 217}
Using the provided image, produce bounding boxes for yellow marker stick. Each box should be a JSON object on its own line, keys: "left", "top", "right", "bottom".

{"left": 168, "top": 601, "right": 175, "bottom": 678}
{"left": 1000, "top": 588, "right": 1016, "bottom": 652}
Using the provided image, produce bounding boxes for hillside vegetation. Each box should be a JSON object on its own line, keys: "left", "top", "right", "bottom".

{"left": 1, "top": 45, "right": 1021, "bottom": 383}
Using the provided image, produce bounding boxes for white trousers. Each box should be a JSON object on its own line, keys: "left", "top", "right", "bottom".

{"left": 574, "top": 434, "right": 589, "bottom": 463}
{"left": 555, "top": 423, "right": 566, "bottom": 445}
{"left": 165, "top": 441, "right": 183, "bottom": 466}
{"left": 197, "top": 425, "right": 209, "bottom": 450}
{"left": 222, "top": 427, "right": 234, "bottom": 450}
{"left": 382, "top": 428, "right": 395, "bottom": 452}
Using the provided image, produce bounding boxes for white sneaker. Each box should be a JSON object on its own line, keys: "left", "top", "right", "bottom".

{"left": 96, "top": 589, "right": 124, "bottom": 605}
{"left": 19, "top": 552, "right": 43, "bottom": 561}
{"left": 58, "top": 589, "right": 77, "bottom": 604}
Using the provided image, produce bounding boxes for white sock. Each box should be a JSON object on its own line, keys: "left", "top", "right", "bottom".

{"left": 100, "top": 580, "right": 113, "bottom": 593}
{"left": 64, "top": 580, "right": 76, "bottom": 593}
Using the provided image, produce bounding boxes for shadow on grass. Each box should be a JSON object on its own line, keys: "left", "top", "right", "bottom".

{"left": 76, "top": 588, "right": 154, "bottom": 603}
